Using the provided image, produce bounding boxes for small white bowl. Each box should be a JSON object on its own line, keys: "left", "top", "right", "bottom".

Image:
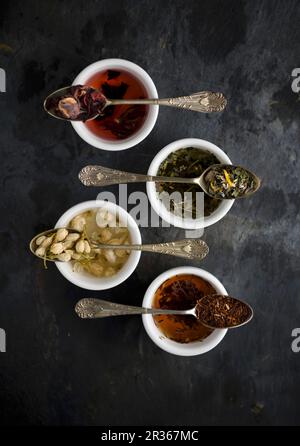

{"left": 55, "top": 200, "right": 141, "bottom": 290}
{"left": 147, "top": 138, "right": 235, "bottom": 229}
{"left": 142, "top": 266, "right": 227, "bottom": 356}
{"left": 71, "top": 59, "right": 159, "bottom": 151}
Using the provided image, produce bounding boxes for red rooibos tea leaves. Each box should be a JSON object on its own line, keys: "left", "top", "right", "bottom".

{"left": 196, "top": 295, "right": 252, "bottom": 328}
{"left": 153, "top": 274, "right": 215, "bottom": 343}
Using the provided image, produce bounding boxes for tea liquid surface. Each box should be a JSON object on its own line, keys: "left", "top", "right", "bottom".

{"left": 85, "top": 69, "right": 148, "bottom": 140}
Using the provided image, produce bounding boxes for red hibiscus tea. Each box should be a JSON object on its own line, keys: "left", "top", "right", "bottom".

{"left": 84, "top": 69, "right": 149, "bottom": 140}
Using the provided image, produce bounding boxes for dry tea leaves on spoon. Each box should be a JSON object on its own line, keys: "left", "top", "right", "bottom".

{"left": 195, "top": 294, "right": 253, "bottom": 328}
{"left": 204, "top": 165, "right": 260, "bottom": 199}
{"left": 45, "top": 85, "right": 106, "bottom": 121}
{"left": 33, "top": 228, "right": 92, "bottom": 263}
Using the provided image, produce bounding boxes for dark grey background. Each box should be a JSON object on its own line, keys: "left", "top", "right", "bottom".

{"left": 0, "top": 0, "right": 299, "bottom": 426}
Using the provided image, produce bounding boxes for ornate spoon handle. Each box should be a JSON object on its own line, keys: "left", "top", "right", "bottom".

{"left": 109, "top": 91, "right": 227, "bottom": 113}
{"left": 78, "top": 165, "right": 196, "bottom": 187}
{"left": 75, "top": 298, "right": 189, "bottom": 319}
{"left": 92, "top": 239, "right": 209, "bottom": 260}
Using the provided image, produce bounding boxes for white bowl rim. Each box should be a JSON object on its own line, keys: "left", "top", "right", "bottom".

{"left": 142, "top": 266, "right": 227, "bottom": 356}
{"left": 146, "top": 138, "right": 235, "bottom": 229}
{"left": 54, "top": 200, "right": 141, "bottom": 290}
{"left": 71, "top": 58, "right": 159, "bottom": 151}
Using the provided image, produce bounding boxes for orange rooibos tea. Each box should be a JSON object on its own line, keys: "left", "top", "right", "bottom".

{"left": 153, "top": 274, "right": 215, "bottom": 343}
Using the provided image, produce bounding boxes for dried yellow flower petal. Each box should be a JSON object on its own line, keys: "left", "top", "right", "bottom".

{"left": 75, "top": 240, "right": 85, "bottom": 253}
{"left": 55, "top": 228, "right": 68, "bottom": 242}
{"left": 65, "top": 233, "right": 80, "bottom": 242}
{"left": 84, "top": 241, "right": 91, "bottom": 254}
{"left": 57, "top": 252, "right": 72, "bottom": 262}
{"left": 41, "top": 235, "right": 53, "bottom": 248}
{"left": 50, "top": 243, "right": 64, "bottom": 255}
{"left": 35, "top": 246, "right": 46, "bottom": 257}
{"left": 36, "top": 235, "right": 46, "bottom": 246}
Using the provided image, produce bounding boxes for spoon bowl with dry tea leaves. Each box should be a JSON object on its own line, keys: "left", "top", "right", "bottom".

{"left": 29, "top": 228, "right": 85, "bottom": 263}
{"left": 194, "top": 294, "right": 253, "bottom": 329}
{"left": 199, "top": 164, "right": 261, "bottom": 199}
{"left": 75, "top": 294, "right": 253, "bottom": 329}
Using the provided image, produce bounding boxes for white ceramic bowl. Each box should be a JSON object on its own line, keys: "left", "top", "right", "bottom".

{"left": 147, "top": 138, "right": 235, "bottom": 229}
{"left": 55, "top": 200, "right": 141, "bottom": 290}
{"left": 142, "top": 266, "right": 227, "bottom": 356}
{"left": 71, "top": 59, "right": 159, "bottom": 151}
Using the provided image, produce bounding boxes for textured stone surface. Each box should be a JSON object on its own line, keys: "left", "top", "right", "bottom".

{"left": 0, "top": 0, "right": 300, "bottom": 426}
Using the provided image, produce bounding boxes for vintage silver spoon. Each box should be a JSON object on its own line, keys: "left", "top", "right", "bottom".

{"left": 30, "top": 228, "right": 209, "bottom": 261}
{"left": 44, "top": 85, "right": 227, "bottom": 121}
{"left": 75, "top": 295, "right": 253, "bottom": 329}
{"left": 79, "top": 164, "right": 261, "bottom": 200}
{"left": 90, "top": 238, "right": 209, "bottom": 260}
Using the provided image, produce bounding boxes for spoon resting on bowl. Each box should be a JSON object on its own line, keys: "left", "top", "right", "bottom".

{"left": 75, "top": 295, "right": 253, "bottom": 329}
{"left": 79, "top": 164, "right": 261, "bottom": 200}
{"left": 29, "top": 228, "right": 209, "bottom": 262}
{"left": 44, "top": 85, "right": 227, "bottom": 121}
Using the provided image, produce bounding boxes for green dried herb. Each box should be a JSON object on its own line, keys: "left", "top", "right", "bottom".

{"left": 156, "top": 147, "right": 221, "bottom": 218}
{"left": 204, "top": 165, "right": 258, "bottom": 199}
